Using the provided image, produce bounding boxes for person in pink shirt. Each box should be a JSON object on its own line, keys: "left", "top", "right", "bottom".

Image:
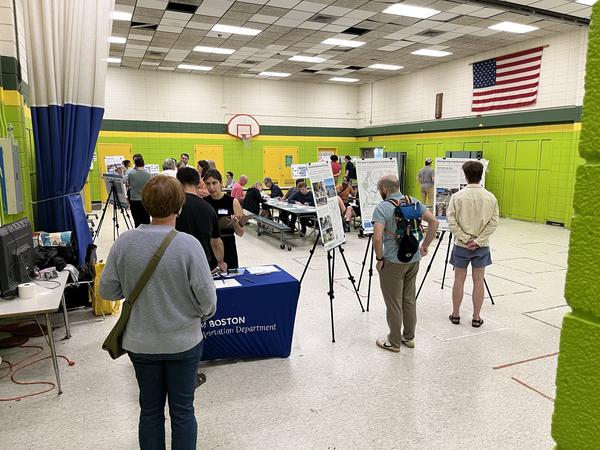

{"left": 330, "top": 155, "right": 342, "bottom": 183}
{"left": 231, "top": 175, "right": 248, "bottom": 201}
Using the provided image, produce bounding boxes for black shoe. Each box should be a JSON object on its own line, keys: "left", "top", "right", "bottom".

{"left": 195, "top": 372, "right": 207, "bottom": 389}
{"left": 344, "top": 223, "right": 351, "bottom": 232}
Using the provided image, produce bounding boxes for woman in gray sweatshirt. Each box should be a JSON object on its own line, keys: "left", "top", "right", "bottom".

{"left": 100, "top": 175, "right": 217, "bottom": 450}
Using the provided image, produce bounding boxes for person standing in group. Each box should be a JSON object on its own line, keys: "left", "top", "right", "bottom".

{"left": 225, "top": 171, "right": 235, "bottom": 188}
{"left": 344, "top": 155, "right": 357, "bottom": 185}
{"left": 179, "top": 153, "right": 190, "bottom": 167}
{"left": 128, "top": 156, "right": 153, "bottom": 227}
{"left": 417, "top": 158, "right": 435, "bottom": 207}
{"left": 231, "top": 175, "right": 248, "bottom": 202}
{"left": 162, "top": 158, "right": 177, "bottom": 177}
{"left": 176, "top": 167, "right": 227, "bottom": 273}
{"left": 373, "top": 175, "right": 438, "bottom": 352}
{"left": 330, "top": 155, "right": 342, "bottom": 183}
{"left": 99, "top": 175, "right": 217, "bottom": 450}
{"left": 447, "top": 160, "right": 499, "bottom": 328}
{"left": 195, "top": 160, "right": 210, "bottom": 198}
{"left": 204, "top": 169, "right": 245, "bottom": 269}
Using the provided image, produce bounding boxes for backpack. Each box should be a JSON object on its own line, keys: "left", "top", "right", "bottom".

{"left": 387, "top": 196, "right": 424, "bottom": 263}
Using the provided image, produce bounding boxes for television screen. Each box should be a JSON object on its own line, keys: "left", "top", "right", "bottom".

{"left": 0, "top": 218, "right": 34, "bottom": 298}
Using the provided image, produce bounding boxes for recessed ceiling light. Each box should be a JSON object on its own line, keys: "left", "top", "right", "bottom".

{"left": 109, "top": 36, "right": 126, "bottom": 44}
{"left": 178, "top": 64, "right": 212, "bottom": 71}
{"left": 411, "top": 49, "right": 452, "bottom": 57}
{"left": 107, "top": 57, "right": 122, "bottom": 64}
{"left": 322, "top": 38, "right": 365, "bottom": 48}
{"left": 193, "top": 46, "right": 235, "bottom": 55}
{"left": 576, "top": 0, "right": 597, "bottom": 5}
{"left": 289, "top": 55, "right": 326, "bottom": 63}
{"left": 330, "top": 77, "right": 359, "bottom": 83}
{"left": 211, "top": 24, "right": 261, "bottom": 36}
{"left": 369, "top": 63, "right": 403, "bottom": 71}
{"left": 112, "top": 11, "right": 132, "bottom": 21}
{"left": 259, "top": 72, "right": 290, "bottom": 77}
{"left": 382, "top": 4, "right": 440, "bottom": 19}
{"left": 488, "top": 21, "right": 539, "bottom": 34}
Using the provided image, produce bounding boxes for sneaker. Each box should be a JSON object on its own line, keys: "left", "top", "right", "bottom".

{"left": 376, "top": 339, "right": 400, "bottom": 353}
{"left": 401, "top": 339, "right": 415, "bottom": 348}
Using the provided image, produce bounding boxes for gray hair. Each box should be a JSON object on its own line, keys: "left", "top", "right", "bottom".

{"left": 377, "top": 175, "right": 400, "bottom": 193}
{"left": 163, "top": 158, "right": 176, "bottom": 170}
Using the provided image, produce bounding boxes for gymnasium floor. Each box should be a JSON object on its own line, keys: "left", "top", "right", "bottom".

{"left": 0, "top": 213, "right": 568, "bottom": 449}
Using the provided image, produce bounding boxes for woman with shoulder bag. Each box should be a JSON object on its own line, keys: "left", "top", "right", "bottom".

{"left": 100, "top": 175, "right": 217, "bottom": 450}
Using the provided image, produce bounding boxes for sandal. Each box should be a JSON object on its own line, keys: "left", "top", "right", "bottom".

{"left": 449, "top": 315, "right": 460, "bottom": 325}
{"left": 472, "top": 318, "right": 484, "bottom": 328}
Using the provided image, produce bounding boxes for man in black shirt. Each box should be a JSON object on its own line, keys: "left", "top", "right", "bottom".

{"left": 344, "top": 155, "right": 357, "bottom": 185}
{"left": 287, "top": 182, "right": 315, "bottom": 235}
{"left": 243, "top": 182, "right": 266, "bottom": 215}
{"left": 176, "top": 167, "right": 227, "bottom": 273}
{"left": 264, "top": 177, "right": 283, "bottom": 198}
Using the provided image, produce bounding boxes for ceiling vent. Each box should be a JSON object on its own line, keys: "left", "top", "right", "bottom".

{"left": 166, "top": 1, "right": 199, "bottom": 14}
{"left": 343, "top": 27, "right": 370, "bottom": 36}
{"left": 346, "top": 65, "right": 364, "bottom": 71}
{"left": 301, "top": 69, "right": 318, "bottom": 73}
{"left": 309, "top": 14, "right": 336, "bottom": 24}
{"left": 243, "top": 60, "right": 260, "bottom": 65}
{"left": 417, "top": 30, "right": 444, "bottom": 38}
{"left": 131, "top": 22, "right": 158, "bottom": 31}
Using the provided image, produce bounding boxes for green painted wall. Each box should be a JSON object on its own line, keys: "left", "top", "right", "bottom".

{"left": 552, "top": 3, "right": 600, "bottom": 447}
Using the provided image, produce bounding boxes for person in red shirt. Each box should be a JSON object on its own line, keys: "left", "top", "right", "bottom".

{"left": 231, "top": 175, "right": 248, "bottom": 201}
{"left": 330, "top": 155, "right": 342, "bottom": 183}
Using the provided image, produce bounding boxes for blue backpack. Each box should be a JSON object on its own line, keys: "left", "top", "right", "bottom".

{"left": 388, "top": 196, "right": 424, "bottom": 262}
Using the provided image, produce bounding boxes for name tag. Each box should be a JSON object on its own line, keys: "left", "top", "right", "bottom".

{"left": 218, "top": 208, "right": 229, "bottom": 215}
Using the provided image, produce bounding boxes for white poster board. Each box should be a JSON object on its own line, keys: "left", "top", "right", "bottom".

{"left": 355, "top": 158, "right": 398, "bottom": 235}
{"left": 104, "top": 156, "right": 124, "bottom": 174}
{"left": 434, "top": 158, "right": 489, "bottom": 231}
{"left": 146, "top": 164, "right": 160, "bottom": 176}
{"left": 291, "top": 164, "right": 308, "bottom": 179}
{"left": 307, "top": 161, "right": 346, "bottom": 251}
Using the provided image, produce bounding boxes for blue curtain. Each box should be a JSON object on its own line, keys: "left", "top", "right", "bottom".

{"left": 32, "top": 104, "right": 104, "bottom": 263}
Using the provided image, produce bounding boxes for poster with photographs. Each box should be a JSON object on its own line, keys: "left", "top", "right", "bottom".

{"left": 104, "top": 156, "right": 124, "bottom": 174}
{"left": 291, "top": 164, "right": 308, "bottom": 179}
{"left": 306, "top": 161, "right": 346, "bottom": 251}
{"left": 434, "top": 158, "right": 489, "bottom": 231}
{"left": 355, "top": 158, "right": 398, "bottom": 234}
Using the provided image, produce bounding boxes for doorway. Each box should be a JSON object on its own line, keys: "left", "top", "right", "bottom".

{"left": 195, "top": 145, "right": 224, "bottom": 174}
{"left": 263, "top": 147, "right": 299, "bottom": 186}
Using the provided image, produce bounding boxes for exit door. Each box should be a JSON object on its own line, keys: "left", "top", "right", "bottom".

{"left": 263, "top": 147, "right": 299, "bottom": 186}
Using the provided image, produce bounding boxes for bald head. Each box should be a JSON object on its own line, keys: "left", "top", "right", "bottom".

{"left": 239, "top": 175, "right": 248, "bottom": 186}
{"left": 378, "top": 175, "right": 400, "bottom": 193}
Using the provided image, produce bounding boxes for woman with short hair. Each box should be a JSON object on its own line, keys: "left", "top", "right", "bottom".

{"left": 100, "top": 175, "right": 217, "bottom": 450}
{"left": 162, "top": 158, "right": 177, "bottom": 177}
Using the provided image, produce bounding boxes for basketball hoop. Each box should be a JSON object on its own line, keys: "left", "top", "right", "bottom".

{"left": 227, "top": 114, "right": 260, "bottom": 148}
{"left": 241, "top": 133, "right": 252, "bottom": 148}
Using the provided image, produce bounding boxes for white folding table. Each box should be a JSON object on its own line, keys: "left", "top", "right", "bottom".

{"left": 0, "top": 271, "right": 70, "bottom": 394}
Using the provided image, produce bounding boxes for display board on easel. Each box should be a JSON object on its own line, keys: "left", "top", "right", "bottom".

{"left": 306, "top": 162, "right": 346, "bottom": 251}
{"left": 291, "top": 164, "right": 308, "bottom": 179}
{"left": 355, "top": 158, "right": 398, "bottom": 235}
{"left": 433, "top": 157, "right": 489, "bottom": 231}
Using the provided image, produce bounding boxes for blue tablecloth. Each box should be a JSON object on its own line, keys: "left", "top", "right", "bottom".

{"left": 201, "top": 266, "right": 300, "bottom": 361}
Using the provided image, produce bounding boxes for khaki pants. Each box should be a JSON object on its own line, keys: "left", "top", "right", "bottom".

{"left": 378, "top": 260, "right": 420, "bottom": 346}
{"left": 420, "top": 186, "right": 435, "bottom": 207}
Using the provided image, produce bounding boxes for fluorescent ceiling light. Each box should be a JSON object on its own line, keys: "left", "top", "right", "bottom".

{"left": 576, "top": 0, "right": 597, "bottom": 4}
{"left": 289, "top": 55, "right": 326, "bottom": 63}
{"left": 194, "top": 46, "right": 235, "bottom": 55}
{"left": 178, "top": 64, "right": 212, "bottom": 71}
{"left": 107, "top": 57, "right": 122, "bottom": 64}
{"left": 322, "top": 38, "right": 365, "bottom": 48}
{"left": 383, "top": 3, "right": 440, "bottom": 19}
{"left": 330, "top": 77, "right": 359, "bottom": 83}
{"left": 488, "top": 21, "right": 539, "bottom": 34}
{"left": 369, "top": 63, "right": 403, "bottom": 71}
{"left": 112, "top": 11, "right": 132, "bottom": 21}
{"left": 109, "top": 36, "right": 126, "bottom": 44}
{"left": 259, "top": 72, "right": 290, "bottom": 77}
{"left": 411, "top": 49, "right": 452, "bottom": 57}
{"left": 211, "top": 24, "right": 261, "bottom": 36}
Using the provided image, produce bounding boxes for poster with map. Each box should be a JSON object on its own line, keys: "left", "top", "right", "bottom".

{"left": 355, "top": 158, "right": 398, "bottom": 234}
{"left": 434, "top": 158, "right": 489, "bottom": 231}
{"left": 291, "top": 164, "right": 308, "bottom": 179}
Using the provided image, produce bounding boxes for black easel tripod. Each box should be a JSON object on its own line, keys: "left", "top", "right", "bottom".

{"left": 300, "top": 231, "right": 365, "bottom": 342}
{"left": 415, "top": 230, "right": 494, "bottom": 304}
{"left": 93, "top": 179, "right": 133, "bottom": 243}
{"left": 357, "top": 233, "right": 375, "bottom": 311}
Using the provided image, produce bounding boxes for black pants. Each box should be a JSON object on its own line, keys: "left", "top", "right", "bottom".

{"left": 129, "top": 200, "right": 150, "bottom": 227}
{"left": 289, "top": 214, "right": 313, "bottom": 233}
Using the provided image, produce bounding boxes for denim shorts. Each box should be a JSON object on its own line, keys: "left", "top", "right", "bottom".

{"left": 450, "top": 245, "right": 492, "bottom": 269}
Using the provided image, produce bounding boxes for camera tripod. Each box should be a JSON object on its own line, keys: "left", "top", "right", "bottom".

{"left": 93, "top": 179, "right": 133, "bottom": 242}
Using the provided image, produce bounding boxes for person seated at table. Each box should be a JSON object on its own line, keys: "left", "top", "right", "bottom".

{"left": 337, "top": 176, "right": 354, "bottom": 204}
{"left": 287, "top": 182, "right": 315, "bottom": 235}
{"left": 344, "top": 190, "right": 361, "bottom": 233}
{"left": 231, "top": 175, "right": 248, "bottom": 202}
{"left": 243, "top": 182, "right": 267, "bottom": 215}
{"left": 279, "top": 179, "right": 304, "bottom": 225}
{"left": 225, "top": 171, "right": 234, "bottom": 188}
{"left": 204, "top": 169, "right": 245, "bottom": 269}
{"left": 263, "top": 177, "right": 283, "bottom": 198}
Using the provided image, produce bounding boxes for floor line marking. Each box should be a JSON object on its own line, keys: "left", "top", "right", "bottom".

{"left": 522, "top": 304, "right": 569, "bottom": 315}
{"left": 493, "top": 351, "right": 559, "bottom": 370}
{"left": 511, "top": 376, "right": 555, "bottom": 402}
{"left": 521, "top": 313, "right": 563, "bottom": 330}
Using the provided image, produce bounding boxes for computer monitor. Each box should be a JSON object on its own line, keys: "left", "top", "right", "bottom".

{"left": 0, "top": 218, "right": 34, "bottom": 298}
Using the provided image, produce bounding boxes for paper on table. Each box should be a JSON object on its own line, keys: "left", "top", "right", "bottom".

{"left": 213, "top": 279, "right": 242, "bottom": 289}
{"left": 245, "top": 265, "right": 279, "bottom": 275}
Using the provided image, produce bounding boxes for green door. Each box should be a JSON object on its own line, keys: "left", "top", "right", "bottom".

{"left": 510, "top": 140, "right": 540, "bottom": 221}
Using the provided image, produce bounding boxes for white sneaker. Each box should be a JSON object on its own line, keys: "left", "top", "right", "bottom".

{"left": 401, "top": 339, "right": 415, "bottom": 348}
{"left": 376, "top": 339, "right": 400, "bottom": 353}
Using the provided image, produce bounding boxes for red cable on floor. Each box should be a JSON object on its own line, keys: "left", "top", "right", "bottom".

{"left": 0, "top": 345, "right": 75, "bottom": 401}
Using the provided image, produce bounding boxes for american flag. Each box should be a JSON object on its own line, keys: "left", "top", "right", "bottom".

{"left": 472, "top": 46, "right": 543, "bottom": 113}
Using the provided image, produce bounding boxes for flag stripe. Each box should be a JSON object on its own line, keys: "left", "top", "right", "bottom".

{"left": 495, "top": 72, "right": 540, "bottom": 86}
{"left": 474, "top": 87, "right": 539, "bottom": 102}
{"left": 472, "top": 91, "right": 538, "bottom": 104}
{"left": 495, "top": 46, "right": 544, "bottom": 62}
{"left": 472, "top": 99, "right": 537, "bottom": 112}
{"left": 496, "top": 64, "right": 541, "bottom": 78}
{"left": 497, "top": 60, "right": 541, "bottom": 74}
{"left": 473, "top": 81, "right": 539, "bottom": 97}
{"left": 496, "top": 54, "right": 542, "bottom": 69}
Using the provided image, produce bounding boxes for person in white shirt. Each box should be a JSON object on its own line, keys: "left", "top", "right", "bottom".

{"left": 447, "top": 161, "right": 499, "bottom": 328}
{"left": 162, "top": 158, "right": 177, "bottom": 177}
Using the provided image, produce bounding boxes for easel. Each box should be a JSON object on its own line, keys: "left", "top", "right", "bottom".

{"left": 416, "top": 230, "right": 494, "bottom": 304}
{"left": 93, "top": 179, "right": 133, "bottom": 243}
{"left": 357, "top": 233, "right": 375, "bottom": 311}
{"left": 300, "top": 231, "right": 365, "bottom": 342}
